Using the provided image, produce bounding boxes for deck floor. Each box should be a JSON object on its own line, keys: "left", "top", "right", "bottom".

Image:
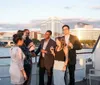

{"left": 0, "top": 63, "right": 100, "bottom": 85}
{"left": 76, "top": 81, "right": 87, "bottom": 85}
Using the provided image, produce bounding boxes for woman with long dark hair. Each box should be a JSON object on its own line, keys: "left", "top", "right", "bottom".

{"left": 50, "top": 37, "right": 68, "bottom": 85}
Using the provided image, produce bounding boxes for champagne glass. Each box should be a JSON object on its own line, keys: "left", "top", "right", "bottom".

{"left": 50, "top": 46, "right": 54, "bottom": 51}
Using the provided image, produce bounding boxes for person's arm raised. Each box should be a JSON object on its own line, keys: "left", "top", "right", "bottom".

{"left": 50, "top": 47, "right": 55, "bottom": 57}
{"left": 63, "top": 47, "right": 68, "bottom": 71}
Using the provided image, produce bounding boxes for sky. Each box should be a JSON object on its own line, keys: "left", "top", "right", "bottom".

{"left": 0, "top": 0, "right": 100, "bottom": 24}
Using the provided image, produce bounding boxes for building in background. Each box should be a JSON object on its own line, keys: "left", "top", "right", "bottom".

{"left": 0, "top": 29, "right": 42, "bottom": 46}
{"left": 30, "top": 31, "right": 42, "bottom": 40}
{"left": 0, "top": 32, "right": 15, "bottom": 46}
{"left": 71, "top": 22, "right": 100, "bottom": 40}
{"left": 41, "top": 17, "right": 64, "bottom": 37}
{"left": 71, "top": 28, "right": 100, "bottom": 40}
{"left": 40, "top": 18, "right": 100, "bottom": 40}
{"left": 0, "top": 19, "right": 100, "bottom": 43}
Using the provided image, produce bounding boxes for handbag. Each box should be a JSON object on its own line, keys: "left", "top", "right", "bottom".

{"left": 54, "top": 60, "right": 64, "bottom": 70}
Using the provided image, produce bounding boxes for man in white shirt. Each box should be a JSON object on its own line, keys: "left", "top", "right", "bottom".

{"left": 35, "top": 30, "right": 56, "bottom": 85}
{"left": 62, "top": 25, "right": 82, "bottom": 85}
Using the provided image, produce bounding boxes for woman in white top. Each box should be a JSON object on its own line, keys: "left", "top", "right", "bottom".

{"left": 9, "top": 35, "right": 27, "bottom": 85}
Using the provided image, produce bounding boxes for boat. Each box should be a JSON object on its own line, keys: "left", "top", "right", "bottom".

{"left": 0, "top": 35, "right": 100, "bottom": 85}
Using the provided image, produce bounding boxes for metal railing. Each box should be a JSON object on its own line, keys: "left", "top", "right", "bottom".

{"left": 0, "top": 35, "right": 99, "bottom": 59}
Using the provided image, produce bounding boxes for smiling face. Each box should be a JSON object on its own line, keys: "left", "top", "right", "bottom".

{"left": 44, "top": 32, "right": 51, "bottom": 39}
{"left": 62, "top": 26, "right": 70, "bottom": 35}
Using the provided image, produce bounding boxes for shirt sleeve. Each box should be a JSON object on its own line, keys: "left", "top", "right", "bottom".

{"left": 16, "top": 47, "right": 24, "bottom": 70}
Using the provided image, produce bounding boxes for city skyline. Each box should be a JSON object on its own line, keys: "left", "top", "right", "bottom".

{"left": 0, "top": 18, "right": 100, "bottom": 31}
{"left": 0, "top": 0, "right": 100, "bottom": 24}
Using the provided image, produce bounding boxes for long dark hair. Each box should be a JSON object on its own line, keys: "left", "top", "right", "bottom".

{"left": 56, "top": 37, "right": 66, "bottom": 49}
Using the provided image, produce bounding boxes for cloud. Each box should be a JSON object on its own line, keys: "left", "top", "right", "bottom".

{"left": 90, "top": 6, "right": 100, "bottom": 10}
{"left": 0, "top": 18, "right": 100, "bottom": 31}
{"left": 61, "top": 18, "right": 100, "bottom": 28}
{"left": 64, "top": 6, "right": 71, "bottom": 9}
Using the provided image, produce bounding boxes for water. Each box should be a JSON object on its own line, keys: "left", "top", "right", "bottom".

{"left": 0, "top": 47, "right": 10, "bottom": 65}
{"left": 0, "top": 47, "right": 10, "bottom": 57}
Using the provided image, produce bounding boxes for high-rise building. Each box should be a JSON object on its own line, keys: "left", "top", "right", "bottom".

{"left": 71, "top": 28, "right": 100, "bottom": 40}
{"left": 40, "top": 19, "right": 100, "bottom": 40}
{"left": 41, "top": 17, "right": 64, "bottom": 37}
{"left": 30, "top": 31, "right": 42, "bottom": 40}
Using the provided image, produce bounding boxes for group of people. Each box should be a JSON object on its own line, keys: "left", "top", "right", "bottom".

{"left": 9, "top": 25, "right": 82, "bottom": 85}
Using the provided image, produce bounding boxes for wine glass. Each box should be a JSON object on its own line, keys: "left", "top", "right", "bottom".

{"left": 50, "top": 46, "right": 54, "bottom": 50}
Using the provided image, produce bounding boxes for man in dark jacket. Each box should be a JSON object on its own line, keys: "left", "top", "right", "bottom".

{"left": 23, "top": 29, "right": 35, "bottom": 85}
{"left": 62, "top": 25, "right": 82, "bottom": 85}
{"left": 35, "top": 30, "right": 56, "bottom": 85}
{"left": 17, "top": 29, "right": 35, "bottom": 85}
{"left": 23, "top": 29, "right": 35, "bottom": 52}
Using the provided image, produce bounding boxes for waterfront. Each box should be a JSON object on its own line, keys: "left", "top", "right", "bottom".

{"left": 0, "top": 47, "right": 92, "bottom": 65}
{"left": 0, "top": 47, "right": 10, "bottom": 57}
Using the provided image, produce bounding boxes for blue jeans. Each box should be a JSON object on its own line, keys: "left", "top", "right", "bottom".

{"left": 53, "top": 60, "right": 67, "bottom": 85}
{"left": 53, "top": 69, "right": 65, "bottom": 85}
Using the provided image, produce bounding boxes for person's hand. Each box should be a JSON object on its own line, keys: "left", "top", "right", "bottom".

{"left": 62, "top": 65, "right": 66, "bottom": 72}
{"left": 50, "top": 46, "right": 54, "bottom": 52}
{"left": 28, "top": 42, "right": 35, "bottom": 51}
{"left": 68, "top": 42, "right": 73, "bottom": 49}
{"left": 31, "top": 52, "right": 36, "bottom": 57}
{"left": 23, "top": 73, "right": 27, "bottom": 81}
{"left": 41, "top": 49, "right": 47, "bottom": 54}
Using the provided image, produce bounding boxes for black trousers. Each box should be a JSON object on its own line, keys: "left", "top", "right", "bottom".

{"left": 68, "top": 64, "right": 76, "bottom": 85}
{"left": 39, "top": 67, "right": 53, "bottom": 85}
{"left": 23, "top": 64, "right": 32, "bottom": 85}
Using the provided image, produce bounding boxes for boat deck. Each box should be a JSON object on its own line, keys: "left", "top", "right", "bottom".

{"left": 0, "top": 63, "right": 94, "bottom": 85}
